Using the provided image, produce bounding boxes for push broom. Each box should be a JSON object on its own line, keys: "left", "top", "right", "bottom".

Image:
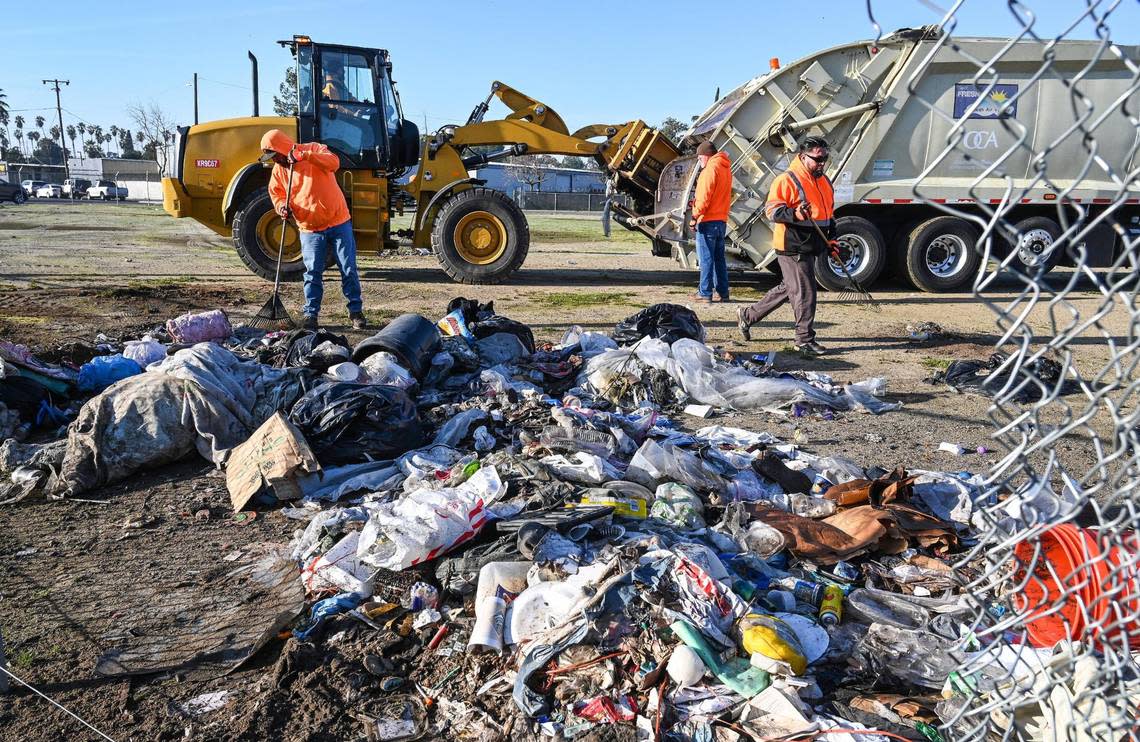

{"left": 808, "top": 215, "right": 881, "bottom": 312}
{"left": 244, "top": 162, "right": 297, "bottom": 330}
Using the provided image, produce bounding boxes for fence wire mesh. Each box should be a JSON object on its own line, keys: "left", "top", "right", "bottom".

{"left": 872, "top": 1, "right": 1140, "bottom": 739}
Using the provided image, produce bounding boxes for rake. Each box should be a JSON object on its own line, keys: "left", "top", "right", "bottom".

{"left": 808, "top": 216, "right": 881, "bottom": 312}
{"left": 244, "top": 162, "right": 297, "bottom": 331}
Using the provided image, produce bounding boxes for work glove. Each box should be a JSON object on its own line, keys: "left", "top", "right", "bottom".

{"left": 288, "top": 146, "right": 301, "bottom": 164}
{"left": 828, "top": 239, "right": 842, "bottom": 260}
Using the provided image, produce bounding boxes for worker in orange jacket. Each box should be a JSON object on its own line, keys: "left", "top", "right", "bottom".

{"left": 260, "top": 128, "right": 367, "bottom": 331}
{"left": 737, "top": 136, "right": 834, "bottom": 355}
{"left": 689, "top": 140, "right": 733, "bottom": 303}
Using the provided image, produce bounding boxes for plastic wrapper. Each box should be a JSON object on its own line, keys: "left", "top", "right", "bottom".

{"left": 540, "top": 452, "right": 621, "bottom": 485}
{"left": 359, "top": 351, "right": 416, "bottom": 389}
{"left": 288, "top": 381, "right": 425, "bottom": 465}
{"left": 625, "top": 438, "right": 727, "bottom": 492}
{"left": 651, "top": 482, "right": 706, "bottom": 529}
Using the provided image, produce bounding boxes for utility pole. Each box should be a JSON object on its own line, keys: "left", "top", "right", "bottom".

{"left": 42, "top": 78, "right": 70, "bottom": 180}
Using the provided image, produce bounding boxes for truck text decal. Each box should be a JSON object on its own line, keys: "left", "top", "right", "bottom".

{"left": 954, "top": 83, "right": 1018, "bottom": 119}
{"left": 196, "top": 159, "right": 221, "bottom": 168}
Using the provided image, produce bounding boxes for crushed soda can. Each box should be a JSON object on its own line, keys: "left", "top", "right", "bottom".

{"left": 832, "top": 560, "right": 860, "bottom": 582}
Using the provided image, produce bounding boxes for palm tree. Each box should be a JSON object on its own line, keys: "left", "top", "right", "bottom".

{"left": 66, "top": 124, "right": 77, "bottom": 159}
{"left": 0, "top": 88, "right": 8, "bottom": 120}
{"left": 34, "top": 115, "right": 45, "bottom": 140}
{"left": 14, "top": 115, "right": 24, "bottom": 157}
{"left": 77, "top": 122, "right": 87, "bottom": 151}
{"left": 27, "top": 131, "right": 40, "bottom": 161}
{"left": 0, "top": 92, "right": 9, "bottom": 150}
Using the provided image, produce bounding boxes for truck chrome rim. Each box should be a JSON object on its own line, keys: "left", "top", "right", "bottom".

{"left": 926, "top": 234, "right": 969, "bottom": 278}
{"left": 1016, "top": 228, "right": 1055, "bottom": 267}
{"left": 831, "top": 234, "right": 870, "bottom": 278}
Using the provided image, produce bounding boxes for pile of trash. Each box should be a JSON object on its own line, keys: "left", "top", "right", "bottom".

{"left": 1, "top": 301, "right": 1105, "bottom": 740}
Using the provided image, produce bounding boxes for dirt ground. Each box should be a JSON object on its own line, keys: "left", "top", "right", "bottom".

{"left": 0, "top": 200, "right": 1129, "bottom": 740}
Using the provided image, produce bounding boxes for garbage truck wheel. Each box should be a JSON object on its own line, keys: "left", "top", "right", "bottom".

{"left": 232, "top": 190, "right": 306, "bottom": 283}
{"left": 432, "top": 188, "right": 529, "bottom": 284}
{"left": 1008, "top": 216, "right": 1063, "bottom": 272}
{"left": 815, "top": 216, "right": 886, "bottom": 291}
{"left": 905, "top": 216, "right": 981, "bottom": 292}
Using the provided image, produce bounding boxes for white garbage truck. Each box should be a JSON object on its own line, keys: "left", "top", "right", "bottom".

{"left": 615, "top": 26, "right": 1140, "bottom": 292}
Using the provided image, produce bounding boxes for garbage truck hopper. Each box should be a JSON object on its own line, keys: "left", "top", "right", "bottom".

{"left": 615, "top": 26, "right": 1140, "bottom": 292}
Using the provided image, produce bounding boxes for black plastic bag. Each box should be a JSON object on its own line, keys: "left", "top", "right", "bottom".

{"left": 260, "top": 329, "right": 350, "bottom": 372}
{"left": 472, "top": 317, "right": 535, "bottom": 354}
{"left": 612, "top": 303, "right": 705, "bottom": 346}
{"left": 288, "top": 381, "right": 425, "bottom": 465}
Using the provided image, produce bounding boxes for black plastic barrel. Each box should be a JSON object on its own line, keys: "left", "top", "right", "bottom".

{"left": 352, "top": 313, "right": 441, "bottom": 379}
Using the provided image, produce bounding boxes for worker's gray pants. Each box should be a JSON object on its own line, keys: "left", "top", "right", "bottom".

{"left": 742, "top": 253, "right": 818, "bottom": 344}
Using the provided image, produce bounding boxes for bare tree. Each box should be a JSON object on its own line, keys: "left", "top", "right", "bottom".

{"left": 127, "top": 102, "right": 176, "bottom": 176}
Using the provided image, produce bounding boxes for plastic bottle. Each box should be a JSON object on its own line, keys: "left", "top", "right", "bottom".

{"left": 787, "top": 493, "right": 837, "bottom": 518}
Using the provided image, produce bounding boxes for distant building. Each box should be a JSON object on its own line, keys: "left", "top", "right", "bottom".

{"left": 0, "top": 162, "right": 66, "bottom": 185}
{"left": 69, "top": 157, "right": 162, "bottom": 200}
{"left": 473, "top": 163, "right": 605, "bottom": 196}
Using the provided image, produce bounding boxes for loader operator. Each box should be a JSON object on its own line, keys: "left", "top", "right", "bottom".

{"left": 260, "top": 128, "right": 368, "bottom": 332}
{"left": 689, "top": 140, "right": 732, "bottom": 303}
{"left": 737, "top": 136, "right": 833, "bottom": 355}
{"left": 320, "top": 55, "right": 373, "bottom": 155}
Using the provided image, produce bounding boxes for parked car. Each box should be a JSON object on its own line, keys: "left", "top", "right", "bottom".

{"left": 87, "top": 179, "right": 127, "bottom": 201}
{"left": 63, "top": 178, "right": 92, "bottom": 199}
{"left": 35, "top": 184, "right": 63, "bottom": 198}
{"left": 0, "top": 181, "right": 27, "bottom": 204}
{"left": 22, "top": 180, "right": 46, "bottom": 197}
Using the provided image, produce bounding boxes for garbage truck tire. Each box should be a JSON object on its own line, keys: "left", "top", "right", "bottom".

{"left": 432, "top": 188, "right": 530, "bottom": 285}
{"left": 1008, "top": 216, "right": 1063, "bottom": 272}
{"left": 905, "top": 216, "right": 982, "bottom": 292}
{"left": 232, "top": 189, "right": 306, "bottom": 283}
{"left": 815, "top": 216, "right": 886, "bottom": 291}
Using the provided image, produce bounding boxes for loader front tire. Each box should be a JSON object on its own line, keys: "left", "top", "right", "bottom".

{"left": 431, "top": 188, "right": 529, "bottom": 284}
{"left": 232, "top": 190, "right": 306, "bottom": 283}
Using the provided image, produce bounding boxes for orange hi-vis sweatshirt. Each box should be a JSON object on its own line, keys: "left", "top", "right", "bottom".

{"left": 692, "top": 151, "right": 733, "bottom": 223}
{"left": 262, "top": 129, "right": 351, "bottom": 234}
{"left": 765, "top": 156, "right": 835, "bottom": 255}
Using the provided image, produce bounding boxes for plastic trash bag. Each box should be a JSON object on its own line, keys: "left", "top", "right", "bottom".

{"left": 122, "top": 336, "right": 166, "bottom": 367}
{"left": 651, "top": 482, "right": 706, "bottom": 529}
{"left": 77, "top": 354, "right": 143, "bottom": 393}
{"left": 612, "top": 304, "right": 706, "bottom": 346}
{"left": 286, "top": 330, "right": 351, "bottom": 372}
{"left": 625, "top": 438, "right": 727, "bottom": 492}
{"left": 357, "top": 465, "right": 506, "bottom": 570}
{"left": 473, "top": 316, "right": 536, "bottom": 354}
{"left": 289, "top": 381, "right": 424, "bottom": 465}
{"left": 540, "top": 452, "right": 621, "bottom": 485}
{"left": 166, "top": 309, "right": 232, "bottom": 343}
{"left": 476, "top": 333, "right": 530, "bottom": 366}
{"left": 433, "top": 408, "right": 489, "bottom": 447}
{"left": 359, "top": 351, "right": 416, "bottom": 389}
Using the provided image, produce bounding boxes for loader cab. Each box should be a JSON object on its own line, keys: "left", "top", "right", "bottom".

{"left": 287, "top": 36, "right": 419, "bottom": 171}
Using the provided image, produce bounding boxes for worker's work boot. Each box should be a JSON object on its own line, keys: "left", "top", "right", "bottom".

{"left": 795, "top": 340, "right": 827, "bottom": 356}
{"left": 737, "top": 307, "right": 752, "bottom": 342}
{"left": 690, "top": 293, "right": 712, "bottom": 304}
{"left": 302, "top": 314, "right": 319, "bottom": 331}
{"left": 350, "top": 312, "right": 368, "bottom": 331}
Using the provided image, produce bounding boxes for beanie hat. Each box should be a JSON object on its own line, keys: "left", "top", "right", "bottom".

{"left": 696, "top": 140, "right": 717, "bottom": 156}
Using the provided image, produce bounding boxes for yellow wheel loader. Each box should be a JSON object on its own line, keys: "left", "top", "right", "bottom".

{"left": 162, "top": 35, "right": 677, "bottom": 284}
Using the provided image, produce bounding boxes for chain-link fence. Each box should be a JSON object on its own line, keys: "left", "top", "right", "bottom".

{"left": 879, "top": 1, "right": 1140, "bottom": 738}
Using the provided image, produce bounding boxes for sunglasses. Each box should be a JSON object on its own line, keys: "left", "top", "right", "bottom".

{"left": 802, "top": 152, "right": 830, "bottom": 164}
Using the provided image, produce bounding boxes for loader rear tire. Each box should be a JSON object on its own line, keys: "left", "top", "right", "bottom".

{"left": 232, "top": 190, "right": 306, "bottom": 283}
{"left": 431, "top": 188, "right": 529, "bottom": 284}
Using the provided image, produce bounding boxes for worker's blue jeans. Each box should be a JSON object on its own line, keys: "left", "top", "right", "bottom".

{"left": 696, "top": 220, "right": 729, "bottom": 300}
{"left": 299, "top": 219, "right": 363, "bottom": 318}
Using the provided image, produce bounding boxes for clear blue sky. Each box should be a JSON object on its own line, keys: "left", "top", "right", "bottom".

{"left": 4, "top": 0, "right": 1137, "bottom": 139}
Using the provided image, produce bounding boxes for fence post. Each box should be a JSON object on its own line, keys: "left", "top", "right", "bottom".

{"left": 553, "top": 192, "right": 558, "bottom": 212}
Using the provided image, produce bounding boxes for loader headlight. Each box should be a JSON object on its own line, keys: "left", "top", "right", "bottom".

{"left": 438, "top": 125, "right": 456, "bottom": 143}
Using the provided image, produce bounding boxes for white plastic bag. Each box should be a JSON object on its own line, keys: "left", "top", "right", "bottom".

{"left": 540, "top": 452, "right": 620, "bottom": 485}
{"left": 123, "top": 336, "right": 166, "bottom": 367}
{"left": 359, "top": 351, "right": 416, "bottom": 389}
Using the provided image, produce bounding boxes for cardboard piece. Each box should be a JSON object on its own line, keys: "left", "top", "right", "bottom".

{"left": 226, "top": 412, "right": 321, "bottom": 512}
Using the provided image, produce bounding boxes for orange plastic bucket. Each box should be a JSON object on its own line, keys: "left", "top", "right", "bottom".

{"left": 1013, "top": 524, "right": 1139, "bottom": 648}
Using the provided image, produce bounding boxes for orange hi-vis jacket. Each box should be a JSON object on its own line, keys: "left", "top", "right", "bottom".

{"left": 765, "top": 156, "right": 835, "bottom": 255}
{"left": 262, "top": 129, "right": 351, "bottom": 234}
{"left": 693, "top": 151, "right": 732, "bottom": 223}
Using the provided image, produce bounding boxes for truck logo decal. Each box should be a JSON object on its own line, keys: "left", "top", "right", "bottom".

{"left": 954, "top": 83, "right": 1018, "bottom": 119}
{"left": 196, "top": 159, "right": 221, "bottom": 168}
{"left": 962, "top": 130, "right": 1000, "bottom": 149}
